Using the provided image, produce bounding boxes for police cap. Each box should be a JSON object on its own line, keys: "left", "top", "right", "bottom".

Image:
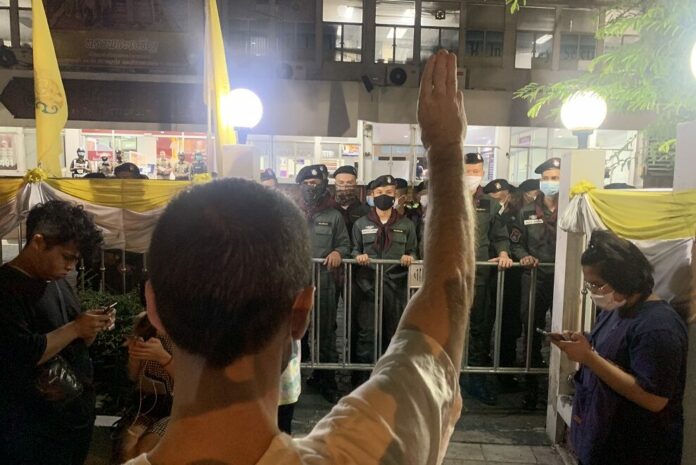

{"left": 260, "top": 168, "right": 277, "bottom": 182}
{"left": 332, "top": 165, "right": 358, "bottom": 179}
{"left": 518, "top": 179, "right": 540, "bottom": 193}
{"left": 371, "top": 175, "right": 397, "bottom": 189}
{"left": 465, "top": 152, "right": 484, "bottom": 165}
{"left": 483, "top": 178, "right": 513, "bottom": 194}
{"left": 296, "top": 164, "right": 327, "bottom": 184}
{"left": 534, "top": 157, "right": 561, "bottom": 174}
{"left": 395, "top": 178, "right": 409, "bottom": 190}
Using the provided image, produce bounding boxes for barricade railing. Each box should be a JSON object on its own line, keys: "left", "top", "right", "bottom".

{"left": 306, "top": 258, "right": 554, "bottom": 374}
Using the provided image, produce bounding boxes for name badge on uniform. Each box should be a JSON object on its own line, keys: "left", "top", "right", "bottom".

{"left": 476, "top": 198, "right": 490, "bottom": 213}
{"left": 361, "top": 226, "right": 378, "bottom": 235}
{"left": 316, "top": 221, "right": 330, "bottom": 226}
{"left": 523, "top": 214, "right": 544, "bottom": 226}
{"left": 392, "top": 228, "right": 404, "bottom": 234}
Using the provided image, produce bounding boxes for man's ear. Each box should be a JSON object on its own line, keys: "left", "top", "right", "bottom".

{"left": 290, "top": 286, "right": 314, "bottom": 340}
{"left": 30, "top": 234, "right": 45, "bottom": 251}
{"left": 145, "top": 280, "right": 165, "bottom": 333}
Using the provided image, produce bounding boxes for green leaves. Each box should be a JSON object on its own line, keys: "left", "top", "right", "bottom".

{"left": 505, "top": 0, "right": 525, "bottom": 14}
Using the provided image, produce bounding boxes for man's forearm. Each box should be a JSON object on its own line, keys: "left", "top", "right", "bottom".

{"left": 400, "top": 142, "right": 475, "bottom": 368}
{"left": 39, "top": 322, "right": 79, "bottom": 365}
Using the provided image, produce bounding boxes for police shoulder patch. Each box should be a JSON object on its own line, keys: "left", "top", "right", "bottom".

{"left": 510, "top": 228, "right": 522, "bottom": 244}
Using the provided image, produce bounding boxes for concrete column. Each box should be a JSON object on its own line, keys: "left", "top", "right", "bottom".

{"left": 363, "top": 0, "right": 376, "bottom": 65}
{"left": 674, "top": 119, "right": 696, "bottom": 465}
{"left": 494, "top": 126, "right": 511, "bottom": 180}
{"left": 546, "top": 149, "right": 606, "bottom": 442}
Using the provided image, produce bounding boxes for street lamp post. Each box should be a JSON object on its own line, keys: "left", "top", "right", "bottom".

{"left": 221, "top": 88, "right": 264, "bottom": 144}
{"left": 560, "top": 91, "right": 608, "bottom": 149}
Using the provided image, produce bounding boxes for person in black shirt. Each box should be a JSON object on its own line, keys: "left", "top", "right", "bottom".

{"left": 0, "top": 200, "right": 110, "bottom": 465}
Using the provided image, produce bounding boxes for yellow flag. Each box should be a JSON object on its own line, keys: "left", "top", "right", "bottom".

{"left": 205, "top": 0, "right": 237, "bottom": 171}
{"left": 32, "top": 0, "right": 68, "bottom": 178}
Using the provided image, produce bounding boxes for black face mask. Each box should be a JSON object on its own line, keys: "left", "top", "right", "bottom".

{"left": 374, "top": 194, "right": 395, "bottom": 211}
{"left": 335, "top": 187, "right": 357, "bottom": 206}
{"left": 301, "top": 183, "right": 325, "bottom": 205}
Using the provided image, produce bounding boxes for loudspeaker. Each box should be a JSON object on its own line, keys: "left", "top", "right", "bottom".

{"left": 388, "top": 67, "right": 408, "bottom": 86}
{"left": 361, "top": 75, "right": 374, "bottom": 93}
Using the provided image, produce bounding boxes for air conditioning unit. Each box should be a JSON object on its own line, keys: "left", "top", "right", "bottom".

{"left": 385, "top": 64, "right": 419, "bottom": 87}
{"left": 276, "top": 62, "right": 307, "bottom": 80}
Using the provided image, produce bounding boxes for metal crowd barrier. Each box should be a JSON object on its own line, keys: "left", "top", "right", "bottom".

{"left": 306, "top": 258, "right": 554, "bottom": 375}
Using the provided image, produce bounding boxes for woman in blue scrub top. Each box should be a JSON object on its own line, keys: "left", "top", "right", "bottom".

{"left": 551, "top": 230, "right": 687, "bottom": 465}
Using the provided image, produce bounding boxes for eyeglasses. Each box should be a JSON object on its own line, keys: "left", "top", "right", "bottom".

{"left": 583, "top": 281, "right": 609, "bottom": 293}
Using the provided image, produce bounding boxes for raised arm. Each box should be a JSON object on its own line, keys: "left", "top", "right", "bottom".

{"left": 398, "top": 50, "right": 475, "bottom": 369}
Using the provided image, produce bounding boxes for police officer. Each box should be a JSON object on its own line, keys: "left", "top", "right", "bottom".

{"left": 394, "top": 178, "right": 409, "bottom": 215}
{"left": 98, "top": 154, "right": 113, "bottom": 176}
{"left": 156, "top": 151, "right": 173, "bottom": 180}
{"left": 115, "top": 150, "right": 125, "bottom": 167}
{"left": 296, "top": 164, "right": 350, "bottom": 403}
{"left": 464, "top": 153, "right": 513, "bottom": 406}
{"left": 484, "top": 179, "right": 523, "bottom": 381}
{"left": 260, "top": 168, "right": 278, "bottom": 189}
{"left": 510, "top": 157, "right": 561, "bottom": 409}
{"left": 518, "top": 178, "right": 541, "bottom": 207}
{"left": 173, "top": 152, "right": 191, "bottom": 181}
{"left": 411, "top": 181, "right": 428, "bottom": 258}
{"left": 191, "top": 151, "right": 208, "bottom": 175}
{"left": 351, "top": 175, "right": 417, "bottom": 374}
{"left": 70, "top": 148, "right": 91, "bottom": 178}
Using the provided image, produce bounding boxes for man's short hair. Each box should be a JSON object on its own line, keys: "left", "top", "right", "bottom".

{"left": 148, "top": 178, "right": 312, "bottom": 367}
{"left": 25, "top": 200, "right": 103, "bottom": 261}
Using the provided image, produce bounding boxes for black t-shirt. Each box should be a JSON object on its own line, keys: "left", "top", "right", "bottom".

{"left": 0, "top": 265, "right": 95, "bottom": 437}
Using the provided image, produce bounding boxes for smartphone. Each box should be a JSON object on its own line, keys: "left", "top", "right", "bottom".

{"left": 536, "top": 328, "right": 569, "bottom": 341}
{"left": 99, "top": 302, "right": 118, "bottom": 315}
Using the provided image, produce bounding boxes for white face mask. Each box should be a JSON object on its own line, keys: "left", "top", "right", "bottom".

{"left": 465, "top": 175, "right": 483, "bottom": 193}
{"left": 590, "top": 291, "right": 626, "bottom": 311}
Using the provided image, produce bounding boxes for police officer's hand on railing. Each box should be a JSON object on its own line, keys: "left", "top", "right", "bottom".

{"left": 520, "top": 255, "right": 540, "bottom": 268}
{"left": 323, "top": 251, "right": 342, "bottom": 270}
{"left": 356, "top": 254, "right": 371, "bottom": 266}
{"left": 489, "top": 252, "right": 513, "bottom": 270}
{"left": 400, "top": 255, "right": 414, "bottom": 267}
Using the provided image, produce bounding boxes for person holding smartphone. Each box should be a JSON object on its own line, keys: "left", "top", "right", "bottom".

{"left": 552, "top": 230, "right": 687, "bottom": 465}
{"left": 0, "top": 200, "right": 108, "bottom": 465}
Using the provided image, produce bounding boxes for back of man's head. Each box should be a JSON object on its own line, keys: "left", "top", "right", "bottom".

{"left": 148, "top": 178, "right": 312, "bottom": 368}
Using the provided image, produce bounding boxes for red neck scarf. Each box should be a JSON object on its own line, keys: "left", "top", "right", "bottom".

{"left": 367, "top": 208, "right": 401, "bottom": 252}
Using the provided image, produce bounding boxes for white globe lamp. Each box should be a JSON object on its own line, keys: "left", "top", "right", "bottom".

{"left": 560, "top": 91, "right": 607, "bottom": 149}
{"left": 221, "top": 88, "right": 264, "bottom": 129}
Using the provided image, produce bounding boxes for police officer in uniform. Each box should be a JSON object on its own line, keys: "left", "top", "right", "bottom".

{"left": 332, "top": 165, "right": 370, "bottom": 240}
{"left": 70, "top": 148, "right": 91, "bottom": 178}
{"left": 156, "top": 151, "right": 173, "bottom": 180}
{"left": 98, "top": 154, "right": 113, "bottom": 176}
{"left": 394, "top": 178, "right": 409, "bottom": 215}
{"left": 411, "top": 181, "right": 428, "bottom": 258}
{"left": 510, "top": 157, "right": 561, "bottom": 409}
{"left": 115, "top": 150, "right": 125, "bottom": 167}
{"left": 173, "top": 152, "right": 191, "bottom": 181}
{"left": 464, "top": 153, "right": 513, "bottom": 406}
{"left": 191, "top": 152, "right": 208, "bottom": 175}
{"left": 484, "top": 179, "right": 523, "bottom": 381}
{"left": 296, "top": 164, "right": 350, "bottom": 402}
{"left": 351, "top": 175, "right": 417, "bottom": 374}
{"left": 260, "top": 168, "right": 278, "bottom": 189}
{"left": 518, "top": 179, "right": 541, "bottom": 207}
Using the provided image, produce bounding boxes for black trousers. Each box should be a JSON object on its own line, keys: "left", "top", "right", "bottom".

{"left": 498, "top": 266, "right": 523, "bottom": 367}
{"left": 520, "top": 269, "right": 555, "bottom": 367}
{"left": 302, "top": 267, "right": 339, "bottom": 364}
{"left": 467, "top": 265, "right": 494, "bottom": 367}
{"left": 351, "top": 276, "right": 407, "bottom": 364}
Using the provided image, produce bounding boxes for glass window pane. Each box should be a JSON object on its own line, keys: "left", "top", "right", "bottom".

{"left": 530, "top": 149, "right": 548, "bottom": 174}
{"left": 440, "top": 28, "right": 458, "bottom": 53}
{"left": 421, "top": 1, "right": 459, "bottom": 28}
{"left": 375, "top": 26, "right": 393, "bottom": 63}
{"left": 509, "top": 148, "right": 529, "bottom": 184}
{"left": 465, "top": 30, "right": 484, "bottom": 56}
{"left": 486, "top": 31, "right": 504, "bottom": 57}
{"left": 323, "top": 23, "right": 341, "bottom": 61}
{"left": 420, "top": 28, "right": 440, "bottom": 61}
{"left": 550, "top": 128, "right": 577, "bottom": 148}
{"left": 394, "top": 27, "right": 414, "bottom": 63}
{"left": 515, "top": 31, "right": 534, "bottom": 69}
{"left": 0, "top": 10, "right": 9, "bottom": 46}
{"left": 579, "top": 34, "right": 596, "bottom": 61}
{"left": 560, "top": 33, "right": 579, "bottom": 61}
{"left": 342, "top": 24, "right": 362, "bottom": 62}
{"left": 323, "top": 0, "right": 363, "bottom": 24}
{"left": 467, "top": 5, "right": 504, "bottom": 30}
{"left": 517, "top": 7, "right": 555, "bottom": 32}
{"left": 376, "top": 0, "right": 416, "bottom": 26}
{"left": 560, "top": 9, "right": 598, "bottom": 34}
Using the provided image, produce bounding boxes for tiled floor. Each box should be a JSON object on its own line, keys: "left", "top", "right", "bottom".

{"left": 443, "top": 443, "right": 565, "bottom": 465}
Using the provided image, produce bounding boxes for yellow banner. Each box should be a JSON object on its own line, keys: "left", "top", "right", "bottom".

{"left": 46, "top": 179, "right": 191, "bottom": 212}
{"left": 33, "top": 0, "right": 68, "bottom": 177}
{"left": 205, "top": 0, "right": 237, "bottom": 170}
{"left": 0, "top": 177, "right": 24, "bottom": 204}
{"left": 588, "top": 189, "right": 696, "bottom": 240}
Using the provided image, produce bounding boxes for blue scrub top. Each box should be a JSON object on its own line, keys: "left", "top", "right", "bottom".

{"left": 570, "top": 299, "right": 687, "bottom": 465}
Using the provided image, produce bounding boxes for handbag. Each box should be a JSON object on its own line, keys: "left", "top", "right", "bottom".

{"left": 34, "top": 282, "right": 84, "bottom": 404}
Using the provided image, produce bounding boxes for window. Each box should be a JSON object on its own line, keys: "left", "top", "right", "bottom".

{"left": 559, "top": 9, "right": 598, "bottom": 69}
{"left": 228, "top": 19, "right": 272, "bottom": 57}
{"left": 375, "top": 0, "right": 415, "bottom": 64}
{"left": 603, "top": 34, "right": 639, "bottom": 53}
{"left": 324, "top": 23, "right": 362, "bottom": 62}
{"left": 323, "top": 0, "right": 363, "bottom": 62}
{"left": 465, "top": 30, "right": 503, "bottom": 57}
{"left": 515, "top": 31, "right": 553, "bottom": 69}
{"left": 420, "top": 1, "right": 459, "bottom": 60}
{"left": 280, "top": 21, "right": 316, "bottom": 61}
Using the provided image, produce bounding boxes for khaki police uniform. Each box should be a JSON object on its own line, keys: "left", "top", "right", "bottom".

{"left": 174, "top": 161, "right": 191, "bottom": 181}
